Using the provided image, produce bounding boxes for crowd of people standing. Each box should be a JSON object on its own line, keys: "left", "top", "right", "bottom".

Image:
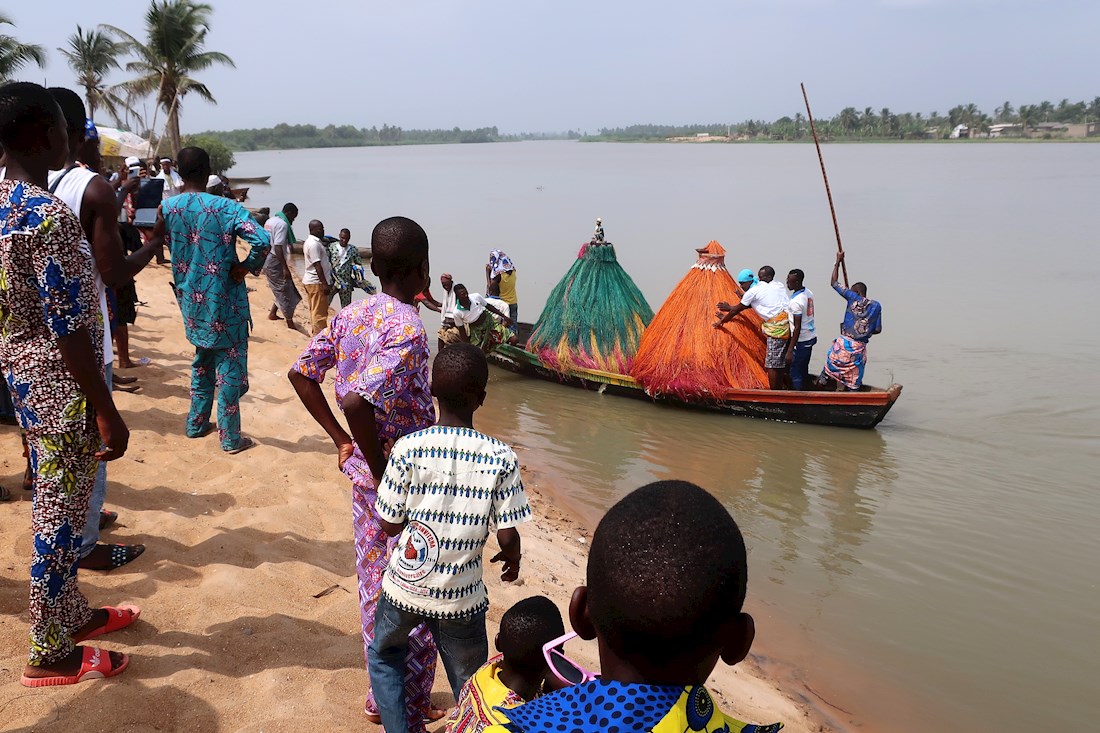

{"left": 0, "top": 79, "right": 783, "bottom": 733}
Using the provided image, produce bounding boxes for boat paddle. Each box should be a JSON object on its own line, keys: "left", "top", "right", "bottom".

{"left": 801, "top": 82, "right": 849, "bottom": 289}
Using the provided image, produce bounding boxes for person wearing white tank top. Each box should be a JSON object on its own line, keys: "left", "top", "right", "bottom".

{"left": 47, "top": 87, "right": 160, "bottom": 572}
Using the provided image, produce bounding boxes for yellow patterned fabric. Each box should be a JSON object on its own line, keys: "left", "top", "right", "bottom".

{"left": 447, "top": 655, "right": 526, "bottom": 733}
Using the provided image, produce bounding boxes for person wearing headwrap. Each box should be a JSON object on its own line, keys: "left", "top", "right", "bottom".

{"left": 735, "top": 268, "right": 758, "bottom": 289}
{"left": 486, "top": 249, "right": 519, "bottom": 330}
{"left": 206, "top": 174, "right": 232, "bottom": 198}
{"left": 155, "top": 156, "right": 183, "bottom": 199}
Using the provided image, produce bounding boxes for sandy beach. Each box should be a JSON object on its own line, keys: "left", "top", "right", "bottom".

{"left": 0, "top": 248, "right": 834, "bottom": 732}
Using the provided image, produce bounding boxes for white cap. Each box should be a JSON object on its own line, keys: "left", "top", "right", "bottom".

{"left": 124, "top": 156, "right": 140, "bottom": 166}
{"left": 206, "top": 174, "right": 221, "bottom": 190}
{"left": 159, "top": 157, "right": 172, "bottom": 163}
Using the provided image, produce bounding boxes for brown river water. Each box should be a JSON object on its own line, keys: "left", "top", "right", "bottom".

{"left": 248, "top": 140, "right": 1098, "bottom": 732}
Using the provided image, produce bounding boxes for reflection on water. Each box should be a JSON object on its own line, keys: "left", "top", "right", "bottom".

{"left": 242, "top": 142, "right": 1100, "bottom": 733}
{"left": 478, "top": 369, "right": 895, "bottom": 601}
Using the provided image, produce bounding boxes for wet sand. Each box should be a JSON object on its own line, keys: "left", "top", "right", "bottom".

{"left": 0, "top": 251, "right": 833, "bottom": 731}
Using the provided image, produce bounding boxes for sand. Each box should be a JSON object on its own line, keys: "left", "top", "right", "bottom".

{"left": 0, "top": 250, "right": 836, "bottom": 732}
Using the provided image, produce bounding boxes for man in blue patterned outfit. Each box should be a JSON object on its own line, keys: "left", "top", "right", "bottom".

{"left": 0, "top": 82, "right": 133, "bottom": 686}
{"left": 370, "top": 343, "right": 531, "bottom": 733}
{"left": 147, "top": 146, "right": 270, "bottom": 453}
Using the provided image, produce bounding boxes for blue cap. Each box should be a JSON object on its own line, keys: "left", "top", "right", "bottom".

{"left": 736, "top": 268, "right": 758, "bottom": 285}
{"left": 84, "top": 119, "right": 99, "bottom": 141}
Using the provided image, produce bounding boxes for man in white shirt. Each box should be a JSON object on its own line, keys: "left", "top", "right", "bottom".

{"left": 155, "top": 157, "right": 183, "bottom": 199}
{"left": 714, "top": 265, "right": 791, "bottom": 389}
{"left": 48, "top": 87, "right": 160, "bottom": 570}
{"left": 785, "top": 268, "right": 817, "bottom": 390}
{"left": 419, "top": 273, "right": 463, "bottom": 351}
{"left": 262, "top": 202, "right": 302, "bottom": 330}
{"left": 449, "top": 284, "right": 515, "bottom": 354}
{"left": 301, "top": 219, "right": 332, "bottom": 335}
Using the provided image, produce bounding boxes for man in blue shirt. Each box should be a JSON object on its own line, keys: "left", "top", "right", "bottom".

{"left": 819, "top": 251, "right": 882, "bottom": 390}
{"left": 147, "top": 147, "right": 270, "bottom": 452}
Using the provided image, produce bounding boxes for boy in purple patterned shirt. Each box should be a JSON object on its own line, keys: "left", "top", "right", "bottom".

{"left": 289, "top": 216, "right": 444, "bottom": 729}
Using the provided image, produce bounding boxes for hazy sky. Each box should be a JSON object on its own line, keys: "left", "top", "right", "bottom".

{"left": 10, "top": 0, "right": 1098, "bottom": 134}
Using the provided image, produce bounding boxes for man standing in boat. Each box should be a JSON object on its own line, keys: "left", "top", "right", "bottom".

{"left": 714, "top": 265, "right": 791, "bottom": 389}
{"left": 785, "top": 268, "right": 817, "bottom": 391}
{"left": 818, "top": 251, "right": 882, "bottom": 391}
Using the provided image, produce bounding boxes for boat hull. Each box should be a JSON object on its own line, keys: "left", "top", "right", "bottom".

{"left": 487, "top": 341, "right": 901, "bottom": 429}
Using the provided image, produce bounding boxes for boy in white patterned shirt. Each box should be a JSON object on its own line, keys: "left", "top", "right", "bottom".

{"left": 370, "top": 343, "right": 531, "bottom": 733}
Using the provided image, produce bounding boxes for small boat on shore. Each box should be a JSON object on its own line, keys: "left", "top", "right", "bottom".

{"left": 229, "top": 175, "right": 271, "bottom": 184}
{"left": 488, "top": 323, "right": 903, "bottom": 429}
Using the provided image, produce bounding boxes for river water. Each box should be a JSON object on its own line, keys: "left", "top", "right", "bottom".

{"left": 233, "top": 141, "right": 1099, "bottom": 732}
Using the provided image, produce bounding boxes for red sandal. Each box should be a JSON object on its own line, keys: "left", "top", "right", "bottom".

{"left": 73, "top": 605, "right": 141, "bottom": 643}
{"left": 21, "top": 646, "right": 129, "bottom": 687}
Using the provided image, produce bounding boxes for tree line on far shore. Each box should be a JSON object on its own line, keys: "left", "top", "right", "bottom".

{"left": 585, "top": 98, "right": 1100, "bottom": 142}
{"left": 201, "top": 123, "right": 555, "bottom": 151}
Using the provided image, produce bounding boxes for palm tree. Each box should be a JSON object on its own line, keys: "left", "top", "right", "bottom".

{"left": 1017, "top": 105, "right": 1035, "bottom": 138}
{"left": 0, "top": 13, "right": 46, "bottom": 83}
{"left": 837, "top": 107, "right": 859, "bottom": 135}
{"left": 58, "top": 26, "right": 130, "bottom": 125}
{"left": 105, "top": 0, "right": 233, "bottom": 154}
{"left": 995, "top": 101, "right": 1014, "bottom": 122}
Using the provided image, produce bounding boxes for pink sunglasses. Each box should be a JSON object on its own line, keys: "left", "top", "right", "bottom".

{"left": 542, "top": 631, "right": 599, "bottom": 686}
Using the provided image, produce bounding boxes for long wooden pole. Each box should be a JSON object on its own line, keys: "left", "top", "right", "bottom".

{"left": 801, "top": 82, "right": 849, "bottom": 288}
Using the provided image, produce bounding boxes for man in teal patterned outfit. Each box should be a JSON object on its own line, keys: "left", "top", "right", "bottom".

{"left": 148, "top": 147, "right": 270, "bottom": 453}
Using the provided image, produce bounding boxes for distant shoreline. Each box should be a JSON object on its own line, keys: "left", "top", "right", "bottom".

{"left": 225, "top": 136, "right": 1100, "bottom": 154}
{"left": 577, "top": 136, "right": 1100, "bottom": 144}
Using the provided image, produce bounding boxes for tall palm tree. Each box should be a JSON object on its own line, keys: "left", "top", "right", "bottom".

{"left": 0, "top": 13, "right": 46, "bottom": 83}
{"left": 58, "top": 26, "right": 130, "bottom": 125}
{"left": 104, "top": 0, "right": 233, "bottom": 154}
{"left": 995, "top": 101, "right": 1014, "bottom": 122}
{"left": 1017, "top": 105, "right": 1035, "bottom": 138}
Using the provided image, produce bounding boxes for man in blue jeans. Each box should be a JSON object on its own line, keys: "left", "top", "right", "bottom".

{"left": 785, "top": 268, "right": 817, "bottom": 390}
{"left": 370, "top": 344, "right": 530, "bottom": 733}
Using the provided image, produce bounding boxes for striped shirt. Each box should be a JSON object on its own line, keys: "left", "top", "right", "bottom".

{"left": 376, "top": 426, "right": 532, "bottom": 619}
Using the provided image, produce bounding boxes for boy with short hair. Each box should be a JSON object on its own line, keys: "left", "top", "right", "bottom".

{"left": 447, "top": 595, "right": 566, "bottom": 733}
{"left": 289, "top": 216, "right": 441, "bottom": 729}
{"left": 489, "top": 480, "right": 783, "bottom": 733}
{"left": 369, "top": 342, "right": 531, "bottom": 733}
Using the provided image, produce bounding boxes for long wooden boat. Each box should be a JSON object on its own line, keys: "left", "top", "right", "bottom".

{"left": 488, "top": 323, "right": 902, "bottom": 429}
{"left": 229, "top": 175, "right": 271, "bottom": 184}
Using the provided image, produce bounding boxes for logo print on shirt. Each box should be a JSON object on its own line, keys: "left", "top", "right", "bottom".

{"left": 395, "top": 521, "right": 440, "bottom": 583}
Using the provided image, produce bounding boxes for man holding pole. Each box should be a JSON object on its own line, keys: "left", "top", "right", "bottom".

{"left": 818, "top": 252, "right": 882, "bottom": 391}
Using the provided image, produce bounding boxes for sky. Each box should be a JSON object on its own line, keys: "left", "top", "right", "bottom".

{"left": 8, "top": 0, "right": 1099, "bottom": 135}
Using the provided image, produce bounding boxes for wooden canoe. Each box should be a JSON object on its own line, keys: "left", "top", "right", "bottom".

{"left": 229, "top": 175, "right": 271, "bottom": 184}
{"left": 487, "top": 323, "right": 902, "bottom": 429}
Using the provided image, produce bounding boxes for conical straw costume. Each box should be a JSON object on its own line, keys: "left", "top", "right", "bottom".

{"left": 527, "top": 242, "right": 653, "bottom": 375}
{"left": 631, "top": 241, "right": 768, "bottom": 397}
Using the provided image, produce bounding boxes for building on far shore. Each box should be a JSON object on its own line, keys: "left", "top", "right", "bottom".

{"left": 949, "top": 124, "right": 970, "bottom": 139}
{"left": 989, "top": 123, "right": 1023, "bottom": 138}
